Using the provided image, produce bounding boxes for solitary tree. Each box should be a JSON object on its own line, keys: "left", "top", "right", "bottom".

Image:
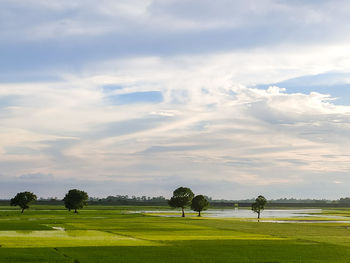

{"left": 191, "top": 195, "right": 209, "bottom": 217}
{"left": 251, "top": 195, "right": 267, "bottom": 220}
{"left": 63, "top": 189, "right": 88, "bottom": 213}
{"left": 168, "top": 187, "right": 194, "bottom": 217}
{"left": 10, "top": 191, "right": 37, "bottom": 213}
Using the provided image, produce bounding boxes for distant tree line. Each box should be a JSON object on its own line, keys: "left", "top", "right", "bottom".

{"left": 7, "top": 189, "right": 350, "bottom": 215}
{"left": 6, "top": 187, "right": 265, "bottom": 219}
{"left": 7, "top": 195, "right": 350, "bottom": 207}
{"left": 94, "top": 195, "right": 167, "bottom": 205}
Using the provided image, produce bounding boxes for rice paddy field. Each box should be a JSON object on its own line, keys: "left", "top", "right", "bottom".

{"left": 1, "top": 205, "right": 350, "bottom": 262}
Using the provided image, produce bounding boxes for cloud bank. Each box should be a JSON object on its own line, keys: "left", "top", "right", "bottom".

{"left": 1, "top": 0, "right": 350, "bottom": 198}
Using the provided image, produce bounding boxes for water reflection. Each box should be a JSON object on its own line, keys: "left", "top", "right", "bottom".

{"left": 137, "top": 208, "right": 350, "bottom": 223}
{"left": 204, "top": 208, "right": 322, "bottom": 218}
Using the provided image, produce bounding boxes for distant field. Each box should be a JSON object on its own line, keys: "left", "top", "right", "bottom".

{"left": 1, "top": 205, "right": 350, "bottom": 262}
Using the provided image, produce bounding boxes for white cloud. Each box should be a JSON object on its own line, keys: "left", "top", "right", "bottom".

{"left": 2, "top": 0, "right": 350, "bottom": 198}
{"left": 2, "top": 46, "right": 350, "bottom": 198}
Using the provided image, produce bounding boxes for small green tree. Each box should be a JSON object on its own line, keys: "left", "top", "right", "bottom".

{"left": 168, "top": 187, "right": 194, "bottom": 217}
{"left": 63, "top": 189, "right": 88, "bottom": 213}
{"left": 251, "top": 195, "right": 267, "bottom": 219}
{"left": 191, "top": 195, "right": 209, "bottom": 216}
{"left": 10, "top": 191, "right": 37, "bottom": 213}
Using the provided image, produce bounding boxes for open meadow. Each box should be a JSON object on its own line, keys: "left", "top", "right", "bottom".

{"left": 1, "top": 205, "right": 350, "bottom": 262}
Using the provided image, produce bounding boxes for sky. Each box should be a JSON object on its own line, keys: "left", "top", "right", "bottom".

{"left": 1, "top": 0, "right": 350, "bottom": 199}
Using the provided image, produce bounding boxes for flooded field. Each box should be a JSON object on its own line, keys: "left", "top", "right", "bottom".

{"left": 1, "top": 205, "right": 350, "bottom": 262}
{"left": 135, "top": 208, "right": 350, "bottom": 223}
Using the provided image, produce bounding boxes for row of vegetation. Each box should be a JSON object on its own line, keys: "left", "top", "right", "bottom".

{"left": 9, "top": 187, "right": 267, "bottom": 218}
{"left": 14, "top": 195, "right": 350, "bottom": 208}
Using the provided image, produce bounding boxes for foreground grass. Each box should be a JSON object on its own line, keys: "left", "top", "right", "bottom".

{"left": 1, "top": 206, "right": 350, "bottom": 262}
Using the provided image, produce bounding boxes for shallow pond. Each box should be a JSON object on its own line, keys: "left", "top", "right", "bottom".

{"left": 135, "top": 208, "right": 350, "bottom": 223}
{"left": 205, "top": 208, "right": 322, "bottom": 218}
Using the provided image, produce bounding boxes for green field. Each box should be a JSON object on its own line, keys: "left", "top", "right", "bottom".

{"left": 1, "top": 206, "right": 350, "bottom": 262}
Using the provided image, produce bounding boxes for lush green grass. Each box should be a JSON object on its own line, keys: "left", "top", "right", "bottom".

{"left": 1, "top": 206, "right": 350, "bottom": 262}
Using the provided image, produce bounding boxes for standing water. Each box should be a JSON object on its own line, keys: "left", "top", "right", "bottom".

{"left": 135, "top": 208, "right": 350, "bottom": 222}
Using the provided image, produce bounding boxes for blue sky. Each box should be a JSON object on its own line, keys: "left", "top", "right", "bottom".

{"left": 1, "top": 0, "right": 350, "bottom": 199}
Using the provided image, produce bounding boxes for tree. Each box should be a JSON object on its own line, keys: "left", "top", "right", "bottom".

{"left": 251, "top": 195, "right": 267, "bottom": 220}
{"left": 63, "top": 189, "right": 88, "bottom": 213}
{"left": 10, "top": 191, "right": 37, "bottom": 213}
{"left": 168, "top": 187, "right": 194, "bottom": 217}
{"left": 191, "top": 195, "right": 209, "bottom": 217}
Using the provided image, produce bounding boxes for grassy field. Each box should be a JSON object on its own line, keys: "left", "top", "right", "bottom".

{"left": 1, "top": 206, "right": 350, "bottom": 262}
